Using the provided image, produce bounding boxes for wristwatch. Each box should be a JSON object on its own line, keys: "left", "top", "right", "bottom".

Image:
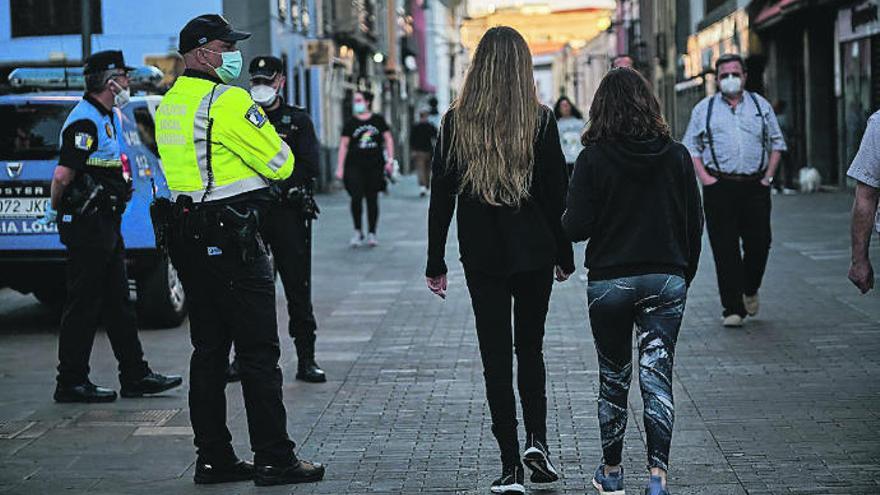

{"left": 763, "top": 176, "right": 774, "bottom": 184}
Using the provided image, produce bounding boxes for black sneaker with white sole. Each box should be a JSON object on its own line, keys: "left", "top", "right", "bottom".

{"left": 490, "top": 464, "right": 525, "bottom": 494}
{"left": 522, "top": 437, "right": 559, "bottom": 483}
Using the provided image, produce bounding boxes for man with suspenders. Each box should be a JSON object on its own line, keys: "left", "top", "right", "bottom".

{"left": 684, "top": 53, "right": 787, "bottom": 327}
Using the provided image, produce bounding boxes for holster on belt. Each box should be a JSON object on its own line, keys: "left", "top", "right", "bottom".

{"left": 62, "top": 174, "right": 105, "bottom": 216}
{"left": 149, "top": 196, "right": 174, "bottom": 253}
{"left": 62, "top": 173, "right": 127, "bottom": 217}
{"left": 271, "top": 179, "right": 320, "bottom": 220}
{"left": 217, "top": 204, "right": 263, "bottom": 264}
{"left": 168, "top": 195, "right": 263, "bottom": 264}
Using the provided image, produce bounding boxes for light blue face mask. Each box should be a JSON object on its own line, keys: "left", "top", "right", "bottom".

{"left": 353, "top": 102, "right": 367, "bottom": 114}
{"left": 204, "top": 49, "right": 243, "bottom": 83}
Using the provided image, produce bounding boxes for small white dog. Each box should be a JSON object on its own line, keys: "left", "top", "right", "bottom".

{"left": 799, "top": 167, "right": 821, "bottom": 193}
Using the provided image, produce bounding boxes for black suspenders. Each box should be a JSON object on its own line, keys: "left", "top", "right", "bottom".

{"left": 705, "top": 91, "right": 768, "bottom": 174}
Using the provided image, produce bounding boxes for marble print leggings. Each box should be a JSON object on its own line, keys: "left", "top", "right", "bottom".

{"left": 586, "top": 273, "right": 687, "bottom": 472}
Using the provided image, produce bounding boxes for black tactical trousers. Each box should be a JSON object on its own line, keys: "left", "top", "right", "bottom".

{"left": 262, "top": 203, "right": 318, "bottom": 360}
{"left": 57, "top": 237, "right": 149, "bottom": 386}
{"left": 169, "top": 225, "right": 295, "bottom": 467}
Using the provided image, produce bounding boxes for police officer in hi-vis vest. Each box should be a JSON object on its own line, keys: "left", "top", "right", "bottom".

{"left": 153, "top": 15, "right": 324, "bottom": 486}
{"left": 248, "top": 55, "right": 325, "bottom": 383}
{"left": 48, "top": 50, "right": 182, "bottom": 404}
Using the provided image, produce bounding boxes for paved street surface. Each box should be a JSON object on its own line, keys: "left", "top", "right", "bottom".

{"left": 1, "top": 177, "right": 878, "bottom": 494}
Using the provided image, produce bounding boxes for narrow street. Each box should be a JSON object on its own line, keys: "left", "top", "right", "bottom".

{"left": 1, "top": 177, "right": 878, "bottom": 494}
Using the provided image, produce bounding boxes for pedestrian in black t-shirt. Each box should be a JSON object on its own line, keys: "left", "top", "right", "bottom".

{"left": 410, "top": 109, "right": 437, "bottom": 196}
{"left": 335, "top": 91, "right": 395, "bottom": 247}
{"left": 425, "top": 26, "right": 574, "bottom": 495}
{"left": 562, "top": 67, "right": 703, "bottom": 495}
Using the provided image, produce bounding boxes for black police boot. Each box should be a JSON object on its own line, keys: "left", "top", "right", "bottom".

{"left": 296, "top": 359, "right": 326, "bottom": 383}
{"left": 253, "top": 458, "right": 325, "bottom": 487}
{"left": 120, "top": 372, "right": 183, "bottom": 398}
{"left": 225, "top": 359, "right": 241, "bottom": 383}
{"left": 295, "top": 340, "right": 326, "bottom": 383}
{"left": 194, "top": 459, "right": 255, "bottom": 484}
{"left": 54, "top": 381, "right": 117, "bottom": 403}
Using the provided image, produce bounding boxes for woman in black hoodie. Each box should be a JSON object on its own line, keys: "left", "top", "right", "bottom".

{"left": 426, "top": 27, "right": 574, "bottom": 495}
{"left": 562, "top": 68, "right": 703, "bottom": 495}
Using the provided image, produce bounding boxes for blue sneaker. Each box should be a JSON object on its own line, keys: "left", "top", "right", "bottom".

{"left": 644, "top": 475, "right": 668, "bottom": 495}
{"left": 591, "top": 465, "right": 624, "bottom": 494}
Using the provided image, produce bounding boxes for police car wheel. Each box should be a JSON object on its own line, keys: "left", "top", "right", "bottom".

{"left": 136, "top": 255, "right": 186, "bottom": 328}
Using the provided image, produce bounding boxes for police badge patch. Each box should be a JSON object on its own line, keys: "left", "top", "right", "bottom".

{"left": 245, "top": 104, "right": 267, "bottom": 128}
{"left": 74, "top": 132, "right": 94, "bottom": 150}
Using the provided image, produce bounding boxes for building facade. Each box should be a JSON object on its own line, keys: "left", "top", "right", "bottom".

{"left": 0, "top": 0, "right": 219, "bottom": 83}
{"left": 0, "top": 0, "right": 463, "bottom": 187}
{"left": 622, "top": 0, "right": 874, "bottom": 187}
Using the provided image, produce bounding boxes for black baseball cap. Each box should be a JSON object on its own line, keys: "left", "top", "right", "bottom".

{"left": 83, "top": 50, "right": 134, "bottom": 74}
{"left": 249, "top": 56, "right": 283, "bottom": 80}
{"left": 178, "top": 14, "right": 251, "bottom": 54}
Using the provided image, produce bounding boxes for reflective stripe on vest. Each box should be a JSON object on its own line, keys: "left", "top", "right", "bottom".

{"left": 170, "top": 174, "right": 268, "bottom": 202}
{"left": 266, "top": 144, "right": 291, "bottom": 172}
{"left": 193, "top": 85, "right": 231, "bottom": 195}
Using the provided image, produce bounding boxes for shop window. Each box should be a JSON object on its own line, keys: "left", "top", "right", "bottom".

{"left": 10, "top": 0, "right": 102, "bottom": 37}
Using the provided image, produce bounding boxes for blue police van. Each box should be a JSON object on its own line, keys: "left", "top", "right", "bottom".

{"left": 0, "top": 67, "right": 186, "bottom": 327}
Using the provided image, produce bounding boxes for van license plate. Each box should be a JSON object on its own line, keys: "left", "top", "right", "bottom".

{"left": 0, "top": 197, "right": 51, "bottom": 218}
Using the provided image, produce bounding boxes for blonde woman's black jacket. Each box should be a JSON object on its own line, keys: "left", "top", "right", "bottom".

{"left": 561, "top": 136, "right": 703, "bottom": 285}
{"left": 426, "top": 106, "right": 575, "bottom": 278}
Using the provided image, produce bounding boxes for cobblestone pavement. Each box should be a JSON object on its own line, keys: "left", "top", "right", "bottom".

{"left": 0, "top": 177, "right": 878, "bottom": 494}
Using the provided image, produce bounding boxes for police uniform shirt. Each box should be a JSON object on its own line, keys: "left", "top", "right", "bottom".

{"left": 265, "top": 101, "right": 319, "bottom": 187}
{"left": 57, "top": 94, "right": 127, "bottom": 249}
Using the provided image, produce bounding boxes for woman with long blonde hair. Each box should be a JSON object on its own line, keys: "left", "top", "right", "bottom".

{"left": 425, "top": 26, "right": 574, "bottom": 495}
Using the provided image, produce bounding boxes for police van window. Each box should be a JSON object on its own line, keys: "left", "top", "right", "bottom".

{"left": 0, "top": 103, "right": 74, "bottom": 160}
{"left": 133, "top": 106, "right": 159, "bottom": 156}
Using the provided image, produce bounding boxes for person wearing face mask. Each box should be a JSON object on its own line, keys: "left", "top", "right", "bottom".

{"left": 154, "top": 15, "right": 325, "bottom": 487}
{"left": 44, "top": 50, "right": 183, "bottom": 404}
{"left": 336, "top": 90, "right": 395, "bottom": 247}
{"left": 683, "top": 53, "right": 787, "bottom": 327}
{"left": 243, "top": 55, "right": 325, "bottom": 383}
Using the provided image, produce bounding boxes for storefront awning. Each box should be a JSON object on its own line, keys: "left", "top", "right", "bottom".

{"left": 753, "top": 0, "right": 806, "bottom": 28}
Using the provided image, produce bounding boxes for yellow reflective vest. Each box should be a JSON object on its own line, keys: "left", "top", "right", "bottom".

{"left": 155, "top": 73, "right": 294, "bottom": 202}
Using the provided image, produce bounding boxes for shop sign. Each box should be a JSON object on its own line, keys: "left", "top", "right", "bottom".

{"left": 838, "top": 0, "right": 880, "bottom": 42}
